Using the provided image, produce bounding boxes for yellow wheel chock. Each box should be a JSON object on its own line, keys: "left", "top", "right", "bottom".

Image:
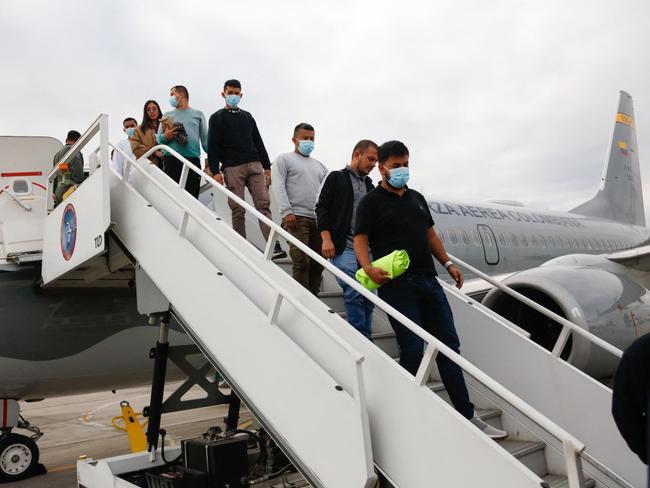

{"left": 111, "top": 401, "right": 147, "bottom": 453}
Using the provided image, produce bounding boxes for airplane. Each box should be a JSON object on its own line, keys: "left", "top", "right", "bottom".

{"left": 0, "top": 90, "right": 646, "bottom": 481}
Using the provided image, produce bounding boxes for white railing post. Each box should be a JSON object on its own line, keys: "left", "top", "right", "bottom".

{"left": 178, "top": 211, "right": 190, "bottom": 238}
{"left": 264, "top": 229, "right": 277, "bottom": 260}
{"left": 551, "top": 325, "right": 572, "bottom": 357}
{"left": 563, "top": 440, "right": 586, "bottom": 488}
{"left": 267, "top": 291, "right": 283, "bottom": 325}
{"left": 99, "top": 114, "right": 109, "bottom": 176}
{"left": 415, "top": 344, "right": 439, "bottom": 386}
{"left": 179, "top": 164, "right": 189, "bottom": 189}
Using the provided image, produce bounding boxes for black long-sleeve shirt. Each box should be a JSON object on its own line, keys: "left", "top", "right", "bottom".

{"left": 612, "top": 333, "right": 650, "bottom": 465}
{"left": 207, "top": 108, "right": 270, "bottom": 173}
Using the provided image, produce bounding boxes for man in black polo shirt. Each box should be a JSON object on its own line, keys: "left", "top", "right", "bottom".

{"left": 354, "top": 140, "right": 507, "bottom": 439}
{"left": 207, "top": 79, "right": 285, "bottom": 259}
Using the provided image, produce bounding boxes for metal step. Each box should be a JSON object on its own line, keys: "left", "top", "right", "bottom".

{"left": 498, "top": 440, "right": 547, "bottom": 477}
{"left": 542, "top": 473, "right": 595, "bottom": 488}
{"left": 428, "top": 380, "right": 596, "bottom": 487}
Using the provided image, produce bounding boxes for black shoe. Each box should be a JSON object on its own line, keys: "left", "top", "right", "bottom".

{"left": 271, "top": 242, "right": 287, "bottom": 260}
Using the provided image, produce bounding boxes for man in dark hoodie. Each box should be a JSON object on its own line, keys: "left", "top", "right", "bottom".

{"left": 612, "top": 333, "right": 650, "bottom": 484}
{"left": 316, "top": 140, "right": 377, "bottom": 339}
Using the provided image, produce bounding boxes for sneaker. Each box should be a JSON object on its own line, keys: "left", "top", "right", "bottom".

{"left": 470, "top": 414, "right": 508, "bottom": 440}
{"left": 271, "top": 242, "right": 287, "bottom": 260}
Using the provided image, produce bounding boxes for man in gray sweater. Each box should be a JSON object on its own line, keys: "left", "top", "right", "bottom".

{"left": 271, "top": 123, "right": 328, "bottom": 295}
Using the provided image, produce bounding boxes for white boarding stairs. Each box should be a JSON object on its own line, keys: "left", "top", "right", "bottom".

{"left": 42, "top": 116, "right": 640, "bottom": 487}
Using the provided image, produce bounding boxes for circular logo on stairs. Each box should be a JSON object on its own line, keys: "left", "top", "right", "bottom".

{"left": 60, "top": 203, "right": 77, "bottom": 261}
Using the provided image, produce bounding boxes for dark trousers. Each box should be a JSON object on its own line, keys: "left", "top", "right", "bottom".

{"left": 284, "top": 216, "right": 323, "bottom": 295}
{"left": 163, "top": 155, "right": 201, "bottom": 199}
{"left": 378, "top": 274, "right": 475, "bottom": 419}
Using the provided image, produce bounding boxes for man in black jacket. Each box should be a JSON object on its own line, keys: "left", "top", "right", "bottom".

{"left": 316, "top": 140, "right": 377, "bottom": 338}
{"left": 612, "top": 332, "right": 650, "bottom": 482}
{"left": 207, "top": 79, "right": 285, "bottom": 258}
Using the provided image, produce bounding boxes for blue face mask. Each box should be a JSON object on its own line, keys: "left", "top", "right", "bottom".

{"left": 169, "top": 96, "right": 178, "bottom": 108}
{"left": 125, "top": 127, "right": 136, "bottom": 138}
{"left": 297, "top": 139, "right": 315, "bottom": 156}
{"left": 225, "top": 94, "right": 241, "bottom": 108}
{"left": 387, "top": 166, "right": 409, "bottom": 188}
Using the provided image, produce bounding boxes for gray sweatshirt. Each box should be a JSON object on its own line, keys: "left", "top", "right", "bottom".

{"left": 272, "top": 151, "right": 328, "bottom": 219}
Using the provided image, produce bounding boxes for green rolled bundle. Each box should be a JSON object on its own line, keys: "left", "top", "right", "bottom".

{"left": 355, "top": 250, "right": 410, "bottom": 291}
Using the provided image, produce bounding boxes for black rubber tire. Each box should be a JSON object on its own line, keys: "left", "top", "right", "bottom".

{"left": 0, "top": 433, "right": 39, "bottom": 482}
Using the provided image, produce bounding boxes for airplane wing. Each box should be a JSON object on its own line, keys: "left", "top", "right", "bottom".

{"left": 606, "top": 244, "right": 650, "bottom": 271}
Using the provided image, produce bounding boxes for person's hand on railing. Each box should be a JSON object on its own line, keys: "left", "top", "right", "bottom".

{"left": 264, "top": 169, "right": 272, "bottom": 186}
{"left": 363, "top": 265, "right": 390, "bottom": 286}
{"left": 212, "top": 172, "right": 224, "bottom": 185}
{"left": 321, "top": 237, "right": 336, "bottom": 259}
{"left": 447, "top": 265, "right": 464, "bottom": 289}
{"left": 282, "top": 213, "right": 297, "bottom": 232}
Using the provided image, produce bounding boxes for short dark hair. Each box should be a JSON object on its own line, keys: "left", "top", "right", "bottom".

{"left": 224, "top": 79, "right": 241, "bottom": 90}
{"left": 172, "top": 85, "right": 189, "bottom": 100}
{"left": 123, "top": 117, "right": 137, "bottom": 126}
{"left": 351, "top": 139, "right": 378, "bottom": 158}
{"left": 66, "top": 130, "right": 81, "bottom": 142}
{"left": 293, "top": 123, "right": 315, "bottom": 137}
{"left": 377, "top": 140, "right": 409, "bottom": 164}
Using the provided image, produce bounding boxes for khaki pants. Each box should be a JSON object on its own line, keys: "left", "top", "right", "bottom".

{"left": 223, "top": 162, "right": 272, "bottom": 240}
{"left": 283, "top": 216, "right": 323, "bottom": 296}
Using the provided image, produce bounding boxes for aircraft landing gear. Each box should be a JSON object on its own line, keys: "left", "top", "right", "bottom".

{"left": 0, "top": 399, "right": 45, "bottom": 481}
{"left": 0, "top": 432, "right": 39, "bottom": 481}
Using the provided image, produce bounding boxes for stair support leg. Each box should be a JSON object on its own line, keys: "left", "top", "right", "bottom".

{"left": 146, "top": 314, "right": 170, "bottom": 457}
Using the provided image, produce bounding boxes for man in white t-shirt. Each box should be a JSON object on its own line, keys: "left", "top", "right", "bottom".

{"left": 272, "top": 123, "right": 328, "bottom": 295}
{"left": 111, "top": 117, "right": 138, "bottom": 181}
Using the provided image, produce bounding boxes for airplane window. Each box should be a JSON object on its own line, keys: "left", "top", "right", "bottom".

{"left": 12, "top": 179, "right": 29, "bottom": 194}
{"left": 546, "top": 236, "right": 553, "bottom": 248}
{"left": 590, "top": 239, "right": 599, "bottom": 250}
{"left": 531, "top": 235, "right": 537, "bottom": 247}
{"left": 461, "top": 231, "right": 470, "bottom": 246}
{"left": 448, "top": 230, "right": 458, "bottom": 245}
{"left": 598, "top": 239, "right": 606, "bottom": 250}
{"left": 521, "top": 234, "right": 528, "bottom": 247}
{"left": 510, "top": 233, "right": 519, "bottom": 247}
{"left": 497, "top": 233, "right": 506, "bottom": 246}
{"left": 472, "top": 231, "right": 481, "bottom": 245}
{"left": 538, "top": 235, "right": 546, "bottom": 248}
{"left": 572, "top": 238, "right": 579, "bottom": 248}
{"left": 436, "top": 229, "right": 446, "bottom": 244}
{"left": 606, "top": 240, "right": 614, "bottom": 250}
{"left": 559, "top": 236, "right": 566, "bottom": 249}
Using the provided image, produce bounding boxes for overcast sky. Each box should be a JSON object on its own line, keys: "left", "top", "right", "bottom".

{"left": 2, "top": 0, "right": 649, "bottom": 215}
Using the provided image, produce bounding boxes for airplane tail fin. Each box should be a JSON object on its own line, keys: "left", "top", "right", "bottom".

{"left": 570, "top": 91, "right": 645, "bottom": 226}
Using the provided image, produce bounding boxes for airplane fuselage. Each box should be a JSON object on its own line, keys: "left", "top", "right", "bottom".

{"left": 427, "top": 198, "right": 650, "bottom": 277}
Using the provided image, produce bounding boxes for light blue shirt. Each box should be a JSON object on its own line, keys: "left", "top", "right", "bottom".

{"left": 156, "top": 107, "right": 208, "bottom": 158}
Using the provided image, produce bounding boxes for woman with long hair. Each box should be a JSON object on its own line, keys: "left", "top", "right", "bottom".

{"left": 131, "top": 100, "right": 163, "bottom": 166}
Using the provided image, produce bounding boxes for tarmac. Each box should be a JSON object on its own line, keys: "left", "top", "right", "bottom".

{"left": 10, "top": 381, "right": 245, "bottom": 487}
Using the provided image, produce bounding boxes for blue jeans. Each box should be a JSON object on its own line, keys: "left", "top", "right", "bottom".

{"left": 378, "top": 274, "right": 475, "bottom": 419}
{"left": 331, "top": 248, "right": 374, "bottom": 339}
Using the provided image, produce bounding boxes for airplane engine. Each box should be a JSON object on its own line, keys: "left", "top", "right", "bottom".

{"left": 481, "top": 260, "right": 650, "bottom": 379}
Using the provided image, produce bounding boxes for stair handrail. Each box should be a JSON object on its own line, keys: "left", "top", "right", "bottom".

{"left": 107, "top": 145, "right": 375, "bottom": 487}
{"left": 114, "top": 142, "right": 593, "bottom": 486}
{"left": 446, "top": 253, "right": 624, "bottom": 360}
